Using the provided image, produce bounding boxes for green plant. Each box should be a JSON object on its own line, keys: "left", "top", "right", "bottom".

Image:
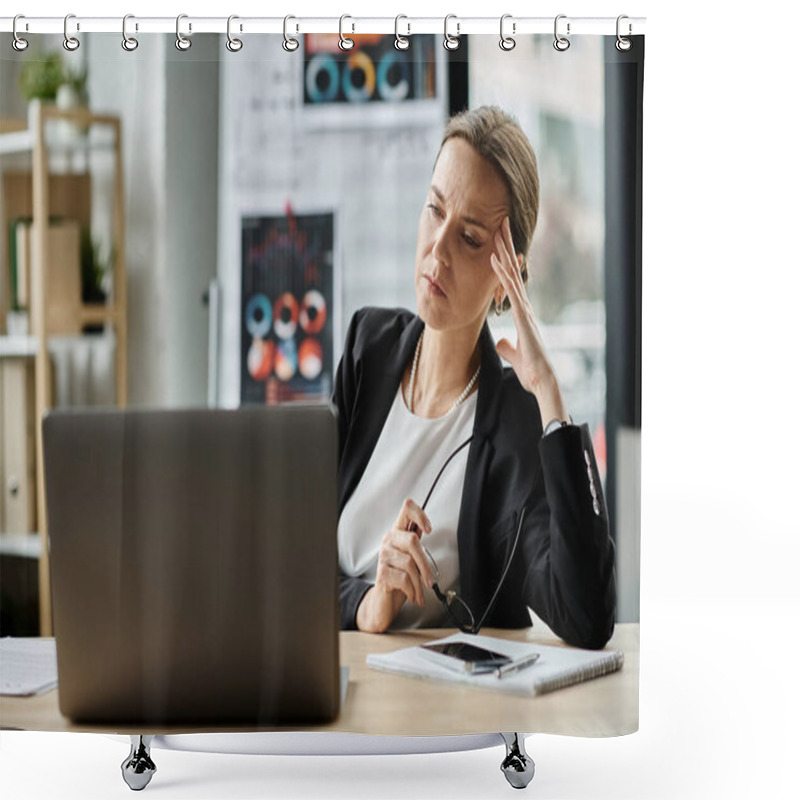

{"left": 80, "top": 227, "right": 113, "bottom": 304}
{"left": 18, "top": 52, "right": 65, "bottom": 102}
{"left": 63, "top": 64, "right": 89, "bottom": 105}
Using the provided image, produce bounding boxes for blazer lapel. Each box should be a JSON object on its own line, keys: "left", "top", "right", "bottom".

{"left": 338, "top": 312, "right": 422, "bottom": 512}
{"left": 457, "top": 321, "right": 503, "bottom": 610}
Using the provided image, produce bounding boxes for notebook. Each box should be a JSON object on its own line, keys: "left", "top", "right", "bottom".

{"left": 0, "top": 638, "right": 58, "bottom": 696}
{"left": 367, "top": 632, "right": 624, "bottom": 696}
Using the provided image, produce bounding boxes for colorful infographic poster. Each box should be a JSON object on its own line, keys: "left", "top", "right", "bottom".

{"left": 240, "top": 211, "right": 334, "bottom": 405}
{"left": 303, "top": 34, "right": 437, "bottom": 106}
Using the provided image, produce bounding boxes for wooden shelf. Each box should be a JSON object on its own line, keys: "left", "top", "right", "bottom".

{"left": 80, "top": 304, "right": 118, "bottom": 325}
{"left": 0, "top": 105, "right": 118, "bottom": 156}
{"left": 0, "top": 118, "right": 27, "bottom": 135}
{"left": 1, "top": 102, "right": 128, "bottom": 636}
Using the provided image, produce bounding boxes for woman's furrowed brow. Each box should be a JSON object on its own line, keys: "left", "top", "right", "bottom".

{"left": 430, "top": 184, "right": 492, "bottom": 231}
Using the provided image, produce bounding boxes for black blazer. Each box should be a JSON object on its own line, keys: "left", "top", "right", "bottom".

{"left": 332, "top": 307, "right": 616, "bottom": 649}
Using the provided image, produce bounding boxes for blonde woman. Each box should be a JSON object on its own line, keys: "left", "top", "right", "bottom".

{"left": 335, "top": 106, "right": 615, "bottom": 649}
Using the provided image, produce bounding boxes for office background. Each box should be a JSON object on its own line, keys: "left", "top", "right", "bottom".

{"left": 2, "top": 1, "right": 799, "bottom": 799}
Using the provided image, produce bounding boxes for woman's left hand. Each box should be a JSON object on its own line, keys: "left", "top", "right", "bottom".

{"left": 490, "top": 215, "right": 569, "bottom": 426}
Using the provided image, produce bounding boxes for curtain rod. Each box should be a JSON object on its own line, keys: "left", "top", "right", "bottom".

{"left": 0, "top": 15, "right": 646, "bottom": 37}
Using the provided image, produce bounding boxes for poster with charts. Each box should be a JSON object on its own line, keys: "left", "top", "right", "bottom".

{"left": 240, "top": 211, "right": 334, "bottom": 406}
{"left": 303, "top": 33, "right": 437, "bottom": 107}
{"left": 300, "top": 33, "right": 441, "bottom": 130}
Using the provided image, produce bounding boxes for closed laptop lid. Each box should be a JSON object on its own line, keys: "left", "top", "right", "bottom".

{"left": 43, "top": 404, "right": 339, "bottom": 725}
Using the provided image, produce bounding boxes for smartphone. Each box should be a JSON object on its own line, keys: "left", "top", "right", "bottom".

{"left": 419, "top": 642, "right": 512, "bottom": 674}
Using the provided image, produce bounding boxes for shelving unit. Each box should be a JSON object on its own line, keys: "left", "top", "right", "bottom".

{"left": 0, "top": 101, "right": 127, "bottom": 636}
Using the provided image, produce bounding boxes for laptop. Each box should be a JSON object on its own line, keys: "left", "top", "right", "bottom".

{"left": 42, "top": 404, "right": 340, "bottom": 726}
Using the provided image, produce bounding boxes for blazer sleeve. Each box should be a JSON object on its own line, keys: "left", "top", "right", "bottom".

{"left": 520, "top": 423, "right": 616, "bottom": 649}
{"left": 332, "top": 309, "right": 374, "bottom": 629}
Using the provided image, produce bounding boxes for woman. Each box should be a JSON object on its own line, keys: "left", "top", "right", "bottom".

{"left": 334, "top": 106, "right": 615, "bottom": 650}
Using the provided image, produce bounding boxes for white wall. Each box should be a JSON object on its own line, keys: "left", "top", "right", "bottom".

{"left": 86, "top": 34, "right": 169, "bottom": 407}
{"left": 86, "top": 34, "right": 219, "bottom": 407}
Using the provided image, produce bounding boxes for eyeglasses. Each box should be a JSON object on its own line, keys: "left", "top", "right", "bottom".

{"left": 411, "top": 435, "right": 526, "bottom": 635}
{"left": 422, "top": 544, "right": 477, "bottom": 633}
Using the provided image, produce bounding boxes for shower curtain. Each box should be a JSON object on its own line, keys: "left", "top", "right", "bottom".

{"left": 0, "top": 14, "right": 644, "bottom": 794}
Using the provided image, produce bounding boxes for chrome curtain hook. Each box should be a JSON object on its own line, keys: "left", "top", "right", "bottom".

{"left": 616, "top": 15, "right": 632, "bottom": 51}
{"left": 175, "top": 13, "right": 191, "bottom": 51}
{"left": 12, "top": 15, "right": 29, "bottom": 51}
{"left": 63, "top": 13, "right": 80, "bottom": 51}
{"left": 122, "top": 14, "right": 139, "bottom": 51}
{"left": 553, "top": 14, "right": 570, "bottom": 51}
{"left": 226, "top": 14, "right": 243, "bottom": 52}
{"left": 394, "top": 14, "right": 410, "bottom": 51}
{"left": 339, "top": 14, "right": 354, "bottom": 51}
{"left": 283, "top": 15, "right": 299, "bottom": 52}
{"left": 444, "top": 14, "right": 460, "bottom": 51}
{"left": 499, "top": 13, "right": 516, "bottom": 51}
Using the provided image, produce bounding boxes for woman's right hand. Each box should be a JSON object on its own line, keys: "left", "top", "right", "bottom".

{"left": 355, "top": 498, "right": 435, "bottom": 633}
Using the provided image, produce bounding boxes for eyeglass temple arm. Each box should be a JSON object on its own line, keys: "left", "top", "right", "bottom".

{"left": 420, "top": 435, "right": 474, "bottom": 513}
{"left": 471, "top": 506, "right": 527, "bottom": 634}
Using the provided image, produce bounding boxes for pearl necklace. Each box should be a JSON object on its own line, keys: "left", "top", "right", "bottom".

{"left": 407, "top": 330, "right": 481, "bottom": 417}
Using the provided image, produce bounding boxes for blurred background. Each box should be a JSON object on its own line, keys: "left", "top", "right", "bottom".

{"left": 0, "top": 33, "right": 640, "bottom": 636}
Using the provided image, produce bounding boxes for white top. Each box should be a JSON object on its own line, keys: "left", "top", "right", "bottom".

{"left": 338, "top": 382, "right": 477, "bottom": 629}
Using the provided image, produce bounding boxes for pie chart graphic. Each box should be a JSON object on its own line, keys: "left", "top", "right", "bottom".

{"left": 245, "top": 294, "right": 272, "bottom": 339}
{"left": 299, "top": 290, "right": 327, "bottom": 335}
{"left": 275, "top": 338, "right": 298, "bottom": 381}
{"left": 247, "top": 338, "right": 274, "bottom": 381}
{"left": 299, "top": 338, "right": 323, "bottom": 380}
{"left": 274, "top": 293, "right": 299, "bottom": 339}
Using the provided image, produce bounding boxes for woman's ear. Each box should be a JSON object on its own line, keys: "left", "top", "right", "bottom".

{"left": 494, "top": 283, "right": 505, "bottom": 307}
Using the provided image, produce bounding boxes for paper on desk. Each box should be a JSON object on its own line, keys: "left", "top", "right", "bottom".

{"left": 340, "top": 666, "right": 349, "bottom": 706}
{"left": 0, "top": 637, "right": 58, "bottom": 696}
{"left": 366, "top": 632, "right": 623, "bottom": 696}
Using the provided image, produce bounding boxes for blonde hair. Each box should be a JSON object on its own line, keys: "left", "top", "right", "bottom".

{"left": 436, "top": 106, "right": 540, "bottom": 314}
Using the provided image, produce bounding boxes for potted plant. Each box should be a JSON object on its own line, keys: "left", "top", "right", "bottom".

{"left": 18, "top": 51, "right": 64, "bottom": 104}
{"left": 18, "top": 53, "right": 90, "bottom": 142}
{"left": 55, "top": 64, "right": 90, "bottom": 140}
{"left": 57, "top": 64, "right": 89, "bottom": 113}
{"left": 18, "top": 52, "right": 65, "bottom": 130}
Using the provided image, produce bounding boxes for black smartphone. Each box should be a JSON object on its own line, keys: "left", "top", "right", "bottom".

{"left": 419, "top": 642, "right": 512, "bottom": 674}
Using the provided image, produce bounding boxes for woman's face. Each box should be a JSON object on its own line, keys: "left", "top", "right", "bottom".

{"left": 414, "top": 138, "right": 511, "bottom": 334}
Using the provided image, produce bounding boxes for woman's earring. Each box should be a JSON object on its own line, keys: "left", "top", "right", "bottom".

{"left": 495, "top": 297, "right": 505, "bottom": 316}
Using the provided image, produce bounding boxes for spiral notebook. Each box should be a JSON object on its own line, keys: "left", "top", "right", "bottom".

{"left": 367, "top": 633, "right": 624, "bottom": 696}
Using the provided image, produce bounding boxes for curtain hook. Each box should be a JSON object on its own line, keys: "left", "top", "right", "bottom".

{"left": 283, "top": 15, "right": 299, "bottom": 51}
{"left": 394, "top": 14, "right": 410, "bottom": 51}
{"left": 175, "top": 13, "right": 191, "bottom": 51}
{"left": 226, "top": 14, "right": 243, "bottom": 52}
{"left": 63, "top": 13, "right": 80, "bottom": 51}
{"left": 444, "top": 14, "right": 460, "bottom": 51}
{"left": 12, "top": 15, "right": 29, "bottom": 52}
{"left": 122, "top": 14, "right": 139, "bottom": 52}
{"left": 339, "top": 14, "right": 354, "bottom": 51}
{"left": 553, "top": 14, "right": 570, "bottom": 51}
{"left": 499, "top": 14, "right": 516, "bottom": 51}
{"left": 616, "top": 15, "right": 632, "bottom": 51}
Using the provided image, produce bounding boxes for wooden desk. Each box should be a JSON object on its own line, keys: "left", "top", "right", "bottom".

{"left": 1, "top": 624, "right": 638, "bottom": 738}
